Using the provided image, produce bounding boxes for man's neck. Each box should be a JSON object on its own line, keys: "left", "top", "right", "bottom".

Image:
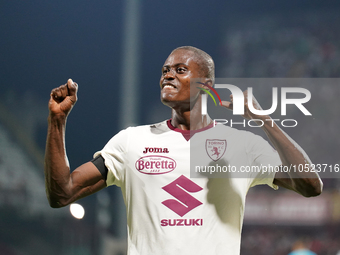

{"left": 171, "top": 109, "right": 212, "bottom": 131}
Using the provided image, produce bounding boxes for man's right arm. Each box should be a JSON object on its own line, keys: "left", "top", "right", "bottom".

{"left": 45, "top": 79, "right": 106, "bottom": 208}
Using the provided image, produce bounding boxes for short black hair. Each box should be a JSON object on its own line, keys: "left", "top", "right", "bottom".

{"left": 171, "top": 46, "right": 215, "bottom": 82}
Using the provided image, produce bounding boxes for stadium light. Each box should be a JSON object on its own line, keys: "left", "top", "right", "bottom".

{"left": 70, "top": 203, "right": 85, "bottom": 219}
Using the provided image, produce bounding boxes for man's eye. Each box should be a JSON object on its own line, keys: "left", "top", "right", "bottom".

{"left": 177, "top": 67, "right": 186, "bottom": 73}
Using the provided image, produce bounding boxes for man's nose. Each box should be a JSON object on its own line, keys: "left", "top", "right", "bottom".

{"left": 164, "top": 69, "right": 175, "bottom": 79}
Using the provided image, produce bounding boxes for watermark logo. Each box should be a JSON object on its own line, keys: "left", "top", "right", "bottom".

{"left": 197, "top": 82, "right": 222, "bottom": 106}
{"left": 197, "top": 81, "right": 312, "bottom": 128}
{"left": 213, "top": 85, "right": 311, "bottom": 116}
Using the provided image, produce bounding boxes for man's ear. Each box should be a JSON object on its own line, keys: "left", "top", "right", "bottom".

{"left": 195, "top": 79, "right": 213, "bottom": 94}
{"left": 202, "top": 79, "right": 213, "bottom": 90}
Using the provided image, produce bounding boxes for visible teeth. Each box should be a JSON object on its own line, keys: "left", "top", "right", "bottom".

{"left": 164, "top": 85, "right": 175, "bottom": 89}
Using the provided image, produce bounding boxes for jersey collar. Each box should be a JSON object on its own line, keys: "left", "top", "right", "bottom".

{"left": 166, "top": 119, "right": 214, "bottom": 141}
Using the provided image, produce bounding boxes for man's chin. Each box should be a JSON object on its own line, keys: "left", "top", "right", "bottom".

{"left": 161, "top": 96, "right": 181, "bottom": 107}
{"left": 161, "top": 97, "right": 174, "bottom": 107}
{"left": 161, "top": 97, "right": 192, "bottom": 109}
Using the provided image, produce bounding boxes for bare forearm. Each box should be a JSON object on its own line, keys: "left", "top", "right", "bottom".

{"left": 44, "top": 115, "right": 72, "bottom": 207}
{"left": 261, "top": 118, "right": 323, "bottom": 196}
{"left": 45, "top": 80, "right": 107, "bottom": 207}
{"left": 262, "top": 120, "right": 309, "bottom": 167}
{"left": 220, "top": 90, "right": 322, "bottom": 196}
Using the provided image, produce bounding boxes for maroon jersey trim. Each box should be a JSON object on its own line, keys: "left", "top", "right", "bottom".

{"left": 166, "top": 119, "right": 213, "bottom": 141}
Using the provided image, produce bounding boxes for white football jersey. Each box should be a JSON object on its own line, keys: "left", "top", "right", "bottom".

{"left": 94, "top": 120, "right": 281, "bottom": 255}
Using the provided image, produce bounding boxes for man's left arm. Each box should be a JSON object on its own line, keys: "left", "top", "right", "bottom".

{"left": 221, "top": 91, "right": 323, "bottom": 197}
{"left": 260, "top": 119, "right": 322, "bottom": 197}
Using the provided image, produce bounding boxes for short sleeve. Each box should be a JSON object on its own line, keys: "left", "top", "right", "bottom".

{"left": 93, "top": 128, "right": 129, "bottom": 187}
{"left": 247, "top": 134, "right": 282, "bottom": 189}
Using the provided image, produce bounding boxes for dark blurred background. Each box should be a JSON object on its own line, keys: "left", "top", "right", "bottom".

{"left": 1, "top": 0, "right": 340, "bottom": 254}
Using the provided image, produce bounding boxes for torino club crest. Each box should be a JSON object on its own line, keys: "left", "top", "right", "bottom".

{"left": 206, "top": 139, "right": 227, "bottom": 161}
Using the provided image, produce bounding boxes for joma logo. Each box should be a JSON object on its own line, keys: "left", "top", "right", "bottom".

{"left": 143, "top": 147, "right": 169, "bottom": 154}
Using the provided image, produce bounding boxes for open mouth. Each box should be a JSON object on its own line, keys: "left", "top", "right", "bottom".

{"left": 162, "top": 83, "right": 177, "bottom": 89}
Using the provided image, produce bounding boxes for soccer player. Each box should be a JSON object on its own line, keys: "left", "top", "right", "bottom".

{"left": 45, "top": 46, "right": 322, "bottom": 255}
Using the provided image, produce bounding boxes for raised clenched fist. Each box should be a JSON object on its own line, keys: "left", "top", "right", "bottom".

{"left": 49, "top": 79, "right": 78, "bottom": 118}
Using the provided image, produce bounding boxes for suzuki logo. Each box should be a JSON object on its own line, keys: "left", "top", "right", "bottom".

{"left": 162, "top": 175, "right": 203, "bottom": 217}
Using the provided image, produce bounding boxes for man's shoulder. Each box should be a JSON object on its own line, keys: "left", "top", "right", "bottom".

{"left": 212, "top": 124, "right": 259, "bottom": 138}
{"left": 121, "top": 120, "right": 170, "bottom": 136}
{"left": 127, "top": 120, "right": 168, "bottom": 130}
{"left": 103, "top": 120, "right": 170, "bottom": 149}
